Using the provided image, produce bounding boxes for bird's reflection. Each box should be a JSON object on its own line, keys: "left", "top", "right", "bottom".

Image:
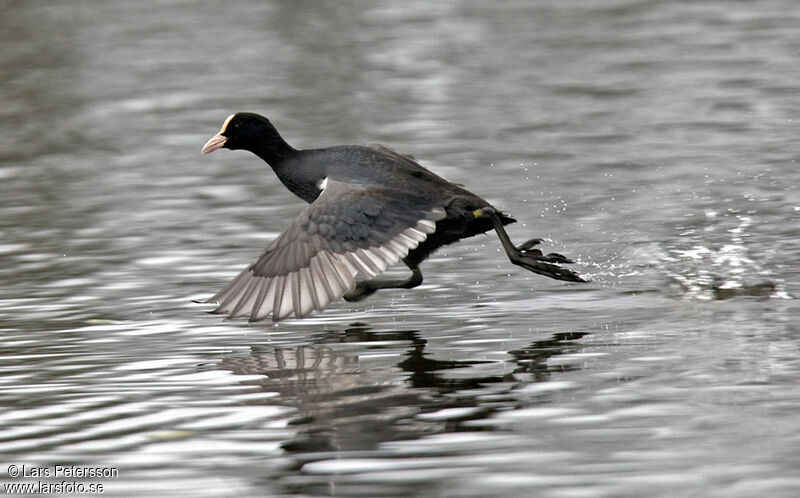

{"left": 215, "top": 324, "right": 589, "bottom": 454}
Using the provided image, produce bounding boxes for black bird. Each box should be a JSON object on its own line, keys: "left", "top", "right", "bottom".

{"left": 201, "top": 112, "right": 585, "bottom": 322}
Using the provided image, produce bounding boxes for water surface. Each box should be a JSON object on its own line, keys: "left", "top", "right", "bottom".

{"left": 1, "top": 1, "right": 799, "bottom": 497}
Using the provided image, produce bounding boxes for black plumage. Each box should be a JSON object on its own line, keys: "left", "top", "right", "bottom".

{"left": 201, "top": 112, "right": 585, "bottom": 321}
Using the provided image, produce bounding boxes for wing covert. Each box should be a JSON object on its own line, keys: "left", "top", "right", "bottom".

{"left": 206, "top": 179, "right": 446, "bottom": 321}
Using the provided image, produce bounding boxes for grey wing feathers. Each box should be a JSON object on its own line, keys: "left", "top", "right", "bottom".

{"left": 206, "top": 179, "right": 446, "bottom": 322}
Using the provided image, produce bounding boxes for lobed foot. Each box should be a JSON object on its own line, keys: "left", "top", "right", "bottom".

{"left": 475, "top": 206, "right": 587, "bottom": 283}
{"left": 516, "top": 237, "right": 574, "bottom": 264}
{"left": 509, "top": 247, "right": 586, "bottom": 282}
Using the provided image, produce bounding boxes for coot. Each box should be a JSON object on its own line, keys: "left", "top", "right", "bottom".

{"left": 201, "top": 112, "right": 585, "bottom": 322}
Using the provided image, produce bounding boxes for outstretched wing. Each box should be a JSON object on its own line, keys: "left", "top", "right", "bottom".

{"left": 206, "top": 179, "right": 447, "bottom": 322}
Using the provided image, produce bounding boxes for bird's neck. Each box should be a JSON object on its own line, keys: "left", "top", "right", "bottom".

{"left": 268, "top": 149, "right": 326, "bottom": 204}
{"left": 251, "top": 135, "right": 297, "bottom": 166}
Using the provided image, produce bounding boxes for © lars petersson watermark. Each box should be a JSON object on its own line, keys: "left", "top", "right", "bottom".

{"left": 4, "top": 465, "right": 119, "bottom": 494}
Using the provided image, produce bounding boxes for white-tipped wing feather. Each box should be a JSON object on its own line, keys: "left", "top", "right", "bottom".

{"left": 207, "top": 180, "right": 446, "bottom": 322}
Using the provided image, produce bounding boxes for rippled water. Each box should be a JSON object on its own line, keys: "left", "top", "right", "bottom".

{"left": 1, "top": 1, "right": 799, "bottom": 497}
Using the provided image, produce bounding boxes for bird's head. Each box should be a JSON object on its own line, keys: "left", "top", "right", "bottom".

{"left": 201, "top": 112, "right": 280, "bottom": 154}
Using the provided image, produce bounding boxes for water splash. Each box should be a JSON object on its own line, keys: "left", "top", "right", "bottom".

{"left": 657, "top": 214, "right": 788, "bottom": 300}
{"left": 574, "top": 252, "right": 645, "bottom": 289}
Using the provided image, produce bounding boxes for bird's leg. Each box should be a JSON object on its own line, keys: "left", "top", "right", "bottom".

{"left": 343, "top": 263, "right": 423, "bottom": 302}
{"left": 473, "top": 207, "right": 587, "bottom": 283}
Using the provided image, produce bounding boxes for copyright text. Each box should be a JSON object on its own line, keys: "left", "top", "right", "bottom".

{"left": 4, "top": 465, "right": 118, "bottom": 494}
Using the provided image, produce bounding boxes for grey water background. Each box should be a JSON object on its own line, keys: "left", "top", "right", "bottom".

{"left": 1, "top": 1, "right": 799, "bottom": 496}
